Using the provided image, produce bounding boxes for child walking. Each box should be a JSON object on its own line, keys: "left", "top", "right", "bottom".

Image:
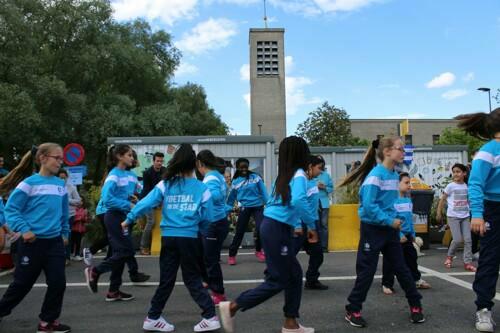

{"left": 123, "top": 144, "right": 220, "bottom": 332}
{"left": 453, "top": 109, "right": 500, "bottom": 332}
{"left": 70, "top": 200, "right": 89, "bottom": 261}
{"left": 381, "top": 172, "right": 431, "bottom": 295}
{"left": 0, "top": 143, "right": 71, "bottom": 333}
{"left": 219, "top": 136, "right": 318, "bottom": 333}
{"left": 197, "top": 150, "right": 230, "bottom": 305}
{"left": 339, "top": 137, "right": 424, "bottom": 328}
{"left": 84, "top": 144, "right": 136, "bottom": 301}
{"left": 437, "top": 163, "right": 476, "bottom": 272}
{"left": 226, "top": 158, "right": 268, "bottom": 265}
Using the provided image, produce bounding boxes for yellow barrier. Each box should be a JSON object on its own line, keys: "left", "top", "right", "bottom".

{"left": 328, "top": 204, "right": 360, "bottom": 251}
{"left": 151, "top": 208, "right": 163, "bottom": 255}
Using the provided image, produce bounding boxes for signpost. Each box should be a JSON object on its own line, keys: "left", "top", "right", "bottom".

{"left": 63, "top": 143, "right": 85, "bottom": 166}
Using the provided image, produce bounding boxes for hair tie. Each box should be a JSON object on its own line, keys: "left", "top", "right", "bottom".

{"left": 31, "top": 145, "right": 38, "bottom": 156}
{"left": 371, "top": 139, "right": 380, "bottom": 149}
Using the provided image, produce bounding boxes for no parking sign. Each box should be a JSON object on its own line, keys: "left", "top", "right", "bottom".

{"left": 63, "top": 143, "right": 85, "bottom": 166}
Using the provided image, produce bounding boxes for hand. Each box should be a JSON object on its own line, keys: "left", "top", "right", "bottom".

{"left": 121, "top": 221, "right": 129, "bottom": 233}
{"left": 471, "top": 218, "right": 486, "bottom": 236}
{"left": 317, "top": 182, "right": 325, "bottom": 189}
{"left": 130, "top": 195, "right": 139, "bottom": 204}
{"left": 63, "top": 237, "right": 69, "bottom": 246}
{"left": 294, "top": 228, "right": 304, "bottom": 236}
{"left": 392, "top": 219, "right": 401, "bottom": 230}
{"left": 307, "top": 230, "right": 319, "bottom": 243}
{"left": 22, "top": 231, "right": 36, "bottom": 243}
{"left": 400, "top": 235, "right": 408, "bottom": 243}
{"left": 130, "top": 202, "right": 135, "bottom": 209}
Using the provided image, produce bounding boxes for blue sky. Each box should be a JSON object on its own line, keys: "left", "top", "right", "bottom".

{"left": 112, "top": 0, "right": 500, "bottom": 135}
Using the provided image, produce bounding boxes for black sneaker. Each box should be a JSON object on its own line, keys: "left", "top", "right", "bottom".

{"left": 410, "top": 307, "right": 425, "bottom": 324}
{"left": 305, "top": 280, "right": 329, "bottom": 290}
{"left": 37, "top": 321, "right": 71, "bottom": 333}
{"left": 84, "top": 267, "right": 99, "bottom": 293}
{"left": 345, "top": 310, "right": 367, "bottom": 328}
{"left": 130, "top": 272, "right": 150, "bottom": 283}
{"left": 105, "top": 290, "right": 135, "bottom": 302}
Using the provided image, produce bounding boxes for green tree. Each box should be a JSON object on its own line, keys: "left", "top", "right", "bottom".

{"left": 437, "top": 127, "right": 485, "bottom": 158}
{"left": 296, "top": 102, "right": 368, "bottom": 146}
{"left": 0, "top": 0, "right": 228, "bottom": 181}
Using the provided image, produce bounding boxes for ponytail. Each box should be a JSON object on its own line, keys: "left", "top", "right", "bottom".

{"left": 455, "top": 108, "right": 500, "bottom": 140}
{"left": 0, "top": 143, "right": 61, "bottom": 196}
{"left": 196, "top": 150, "right": 224, "bottom": 171}
{"left": 338, "top": 136, "right": 400, "bottom": 188}
{"left": 163, "top": 144, "right": 196, "bottom": 183}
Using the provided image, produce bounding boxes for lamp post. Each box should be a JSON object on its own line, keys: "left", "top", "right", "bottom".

{"left": 478, "top": 87, "right": 492, "bottom": 113}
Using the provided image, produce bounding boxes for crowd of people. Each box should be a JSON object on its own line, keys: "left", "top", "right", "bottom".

{"left": 0, "top": 108, "right": 497, "bottom": 333}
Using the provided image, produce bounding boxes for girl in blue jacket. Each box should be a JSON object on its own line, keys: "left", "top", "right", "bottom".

{"left": 455, "top": 109, "right": 500, "bottom": 333}
{"left": 339, "top": 137, "right": 424, "bottom": 328}
{"left": 123, "top": 144, "right": 220, "bottom": 333}
{"left": 84, "top": 144, "right": 136, "bottom": 302}
{"left": 219, "top": 136, "right": 318, "bottom": 333}
{"left": 196, "top": 150, "right": 230, "bottom": 305}
{"left": 0, "top": 143, "right": 71, "bottom": 333}
{"left": 226, "top": 158, "right": 268, "bottom": 265}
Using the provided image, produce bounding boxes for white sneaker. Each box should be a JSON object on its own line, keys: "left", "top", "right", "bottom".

{"left": 72, "top": 255, "right": 83, "bottom": 262}
{"left": 83, "top": 248, "right": 93, "bottom": 266}
{"left": 218, "top": 301, "right": 234, "bottom": 333}
{"left": 282, "top": 324, "right": 315, "bottom": 333}
{"left": 143, "top": 316, "right": 175, "bottom": 332}
{"left": 476, "top": 308, "right": 496, "bottom": 332}
{"left": 194, "top": 316, "right": 221, "bottom": 332}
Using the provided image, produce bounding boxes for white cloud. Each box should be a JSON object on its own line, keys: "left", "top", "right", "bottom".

{"left": 243, "top": 93, "right": 251, "bottom": 108}
{"left": 426, "top": 72, "right": 456, "bottom": 89}
{"left": 175, "top": 62, "right": 199, "bottom": 76}
{"left": 175, "top": 18, "right": 238, "bottom": 55}
{"left": 240, "top": 64, "right": 250, "bottom": 81}
{"left": 112, "top": 0, "right": 198, "bottom": 26}
{"left": 268, "top": 0, "right": 383, "bottom": 16}
{"left": 285, "top": 56, "right": 294, "bottom": 73}
{"left": 463, "top": 72, "right": 475, "bottom": 82}
{"left": 286, "top": 76, "right": 322, "bottom": 115}
{"left": 442, "top": 89, "right": 469, "bottom": 100}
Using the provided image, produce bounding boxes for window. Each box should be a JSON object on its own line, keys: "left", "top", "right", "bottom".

{"left": 404, "top": 135, "right": 413, "bottom": 145}
{"left": 256, "top": 40, "right": 279, "bottom": 76}
{"left": 433, "top": 135, "right": 440, "bottom": 145}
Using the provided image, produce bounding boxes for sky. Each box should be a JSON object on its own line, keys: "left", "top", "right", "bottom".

{"left": 111, "top": 0, "right": 500, "bottom": 135}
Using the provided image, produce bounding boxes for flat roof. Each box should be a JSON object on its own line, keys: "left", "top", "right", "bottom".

{"left": 107, "top": 135, "right": 275, "bottom": 145}
{"left": 310, "top": 145, "right": 468, "bottom": 153}
{"left": 351, "top": 119, "right": 457, "bottom": 122}
{"left": 249, "top": 28, "right": 285, "bottom": 33}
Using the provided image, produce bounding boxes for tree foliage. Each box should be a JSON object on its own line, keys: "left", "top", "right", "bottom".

{"left": 437, "top": 127, "right": 485, "bottom": 158}
{"left": 296, "top": 102, "right": 369, "bottom": 146}
{"left": 0, "top": 0, "right": 228, "bottom": 180}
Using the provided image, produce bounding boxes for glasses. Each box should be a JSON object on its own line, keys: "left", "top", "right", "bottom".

{"left": 46, "top": 155, "right": 64, "bottom": 163}
{"left": 392, "top": 146, "right": 405, "bottom": 152}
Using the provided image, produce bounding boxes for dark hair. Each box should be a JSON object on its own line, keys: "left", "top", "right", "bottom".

{"left": 455, "top": 108, "right": 500, "bottom": 140}
{"left": 126, "top": 150, "right": 138, "bottom": 171}
{"left": 153, "top": 152, "right": 164, "bottom": 161}
{"left": 309, "top": 155, "right": 323, "bottom": 167}
{"left": 339, "top": 136, "right": 402, "bottom": 188}
{"left": 233, "top": 158, "right": 252, "bottom": 180}
{"left": 274, "top": 136, "right": 310, "bottom": 204}
{"left": 106, "top": 144, "right": 132, "bottom": 172}
{"left": 215, "top": 157, "right": 226, "bottom": 175}
{"left": 0, "top": 143, "right": 61, "bottom": 196}
{"left": 58, "top": 169, "right": 68, "bottom": 177}
{"left": 316, "top": 155, "right": 326, "bottom": 168}
{"left": 451, "top": 163, "right": 469, "bottom": 183}
{"left": 399, "top": 172, "right": 410, "bottom": 181}
{"left": 197, "top": 150, "right": 223, "bottom": 170}
{"left": 163, "top": 143, "right": 196, "bottom": 183}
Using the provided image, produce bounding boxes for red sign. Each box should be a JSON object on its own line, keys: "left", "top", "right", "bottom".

{"left": 63, "top": 143, "right": 85, "bottom": 166}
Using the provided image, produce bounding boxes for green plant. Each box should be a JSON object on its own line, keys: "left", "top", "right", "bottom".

{"left": 335, "top": 184, "right": 360, "bottom": 204}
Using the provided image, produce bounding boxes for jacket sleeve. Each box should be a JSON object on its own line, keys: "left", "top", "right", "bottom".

{"left": 139, "top": 169, "right": 152, "bottom": 199}
{"left": 199, "top": 188, "right": 214, "bottom": 234}
{"left": 126, "top": 182, "right": 165, "bottom": 225}
{"left": 291, "top": 174, "right": 316, "bottom": 230}
{"left": 0, "top": 200, "right": 5, "bottom": 227}
{"left": 258, "top": 177, "right": 269, "bottom": 204}
{"left": 359, "top": 177, "right": 394, "bottom": 227}
{"left": 226, "top": 185, "right": 237, "bottom": 212}
{"left": 68, "top": 185, "right": 81, "bottom": 206}
{"left": 468, "top": 156, "right": 493, "bottom": 219}
{"left": 61, "top": 192, "right": 70, "bottom": 238}
{"left": 5, "top": 185, "right": 31, "bottom": 234}
{"left": 101, "top": 178, "right": 131, "bottom": 212}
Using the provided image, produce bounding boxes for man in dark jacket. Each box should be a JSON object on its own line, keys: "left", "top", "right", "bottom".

{"left": 139, "top": 152, "right": 166, "bottom": 255}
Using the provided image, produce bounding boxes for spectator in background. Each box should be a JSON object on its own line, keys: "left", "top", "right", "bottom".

{"left": 58, "top": 169, "right": 82, "bottom": 264}
{"left": 0, "top": 156, "right": 9, "bottom": 178}
{"left": 139, "top": 152, "right": 166, "bottom": 255}
{"left": 315, "top": 155, "right": 334, "bottom": 252}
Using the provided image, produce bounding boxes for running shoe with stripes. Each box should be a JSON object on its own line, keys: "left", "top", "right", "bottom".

{"left": 143, "top": 316, "right": 175, "bottom": 332}
{"left": 194, "top": 316, "right": 221, "bottom": 332}
{"left": 345, "top": 310, "right": 367, "bottom": 328}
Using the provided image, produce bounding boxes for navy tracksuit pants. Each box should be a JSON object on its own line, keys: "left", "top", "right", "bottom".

{"left": 229, "top": 206, "right": 264, "bottom": 257}
{"left": 473, "top": 200, "right": 500, "bottom": 310}
{"left": 202, "top": 218, "right": 230, "bottom": 295}
{"left": 236, "top": 217, "right": 303, "bottom": 318}
{"left": 382, "top": 234, "right": 421, "bottom": 288}
{"left": 292, "top": 221, "right": 324, "bottom": 283}
{"left": 148, "top": 236, "right": 215, "bottom": 320}
{"left": 346, "top": 223, "right": 422, "bottom": 312}
{"left": 0, "top": 237, "right": 66, "bottom": 322}
{"left": 94, "top": 210, "right": 134, "bottom": 292}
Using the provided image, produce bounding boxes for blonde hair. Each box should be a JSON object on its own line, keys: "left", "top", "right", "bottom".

{"left": 338, "top": 136, "right": 401, "bottom": 188}
{"left": 0, "top": 143, "right": 61, "bottom": 196}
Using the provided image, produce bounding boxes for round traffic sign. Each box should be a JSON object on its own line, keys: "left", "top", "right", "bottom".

{"left": 63, "top": 143, "right": 85, "bottom": 166}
